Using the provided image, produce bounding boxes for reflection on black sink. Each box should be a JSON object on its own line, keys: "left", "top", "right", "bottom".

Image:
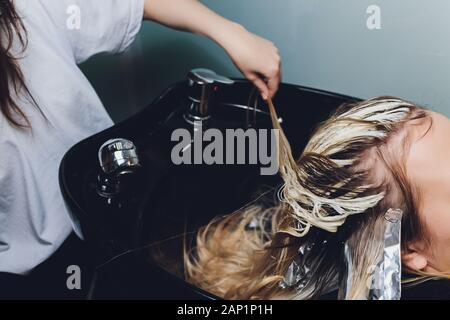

{"left": 59, "top": 79, "right": 356, "bottom": 299}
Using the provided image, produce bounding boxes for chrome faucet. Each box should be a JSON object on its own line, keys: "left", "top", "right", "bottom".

{"left": 183, "top": 68, "right": 234, "bottom": 124}
{"left": 98, "top": 138, "right": 140, "bottom": 175}
{"left": 97, "top": 138, "right": 141, "bottom": 200}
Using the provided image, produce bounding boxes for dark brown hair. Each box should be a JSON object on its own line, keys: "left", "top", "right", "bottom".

{"left": 0, "top": 0, "right": 42, "bottom": 128}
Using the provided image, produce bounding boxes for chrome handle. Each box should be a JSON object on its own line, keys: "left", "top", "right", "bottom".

{"left": 98, "top": 138, "right": 140, "bottom": 175}
{"left": 187, "top": 68, "right": 234, "bottom": 86}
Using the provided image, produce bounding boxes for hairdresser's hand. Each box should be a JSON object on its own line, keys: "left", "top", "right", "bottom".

{"left": 143, "top": 0, "right": 281, "bottom": 99}
{"left": 216, "top": 23, "right": 282, "bottom": 100}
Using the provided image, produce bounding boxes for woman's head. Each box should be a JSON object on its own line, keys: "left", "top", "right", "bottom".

{"left": 269, "top": 96, "right": 434, "bottom": 298}
{"left": 185, "top": 96, "right": 450, "bottom": 299}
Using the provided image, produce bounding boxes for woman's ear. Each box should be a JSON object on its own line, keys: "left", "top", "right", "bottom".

{"left": 401, "top": 243, "right": 428, "bottom": 271}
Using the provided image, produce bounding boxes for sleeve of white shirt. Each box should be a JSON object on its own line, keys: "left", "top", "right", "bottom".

{"left": 37, "top": 0, "right": 145, "bottom": 64}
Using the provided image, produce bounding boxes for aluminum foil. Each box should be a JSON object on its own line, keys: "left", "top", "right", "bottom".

{"left": 279, "top": 242, "right": 314, "bottom": 290}
{"left": 279, "top": 239, "right": 340, "bottom": 299}
{"left": 371, "top": 208, "right": 403, "bottom": 300}
{"left": 339, "top": 208, "right": 403, "bottom": 300}
{"left": 338, "top": 243, "right": 353, "bottom": 300}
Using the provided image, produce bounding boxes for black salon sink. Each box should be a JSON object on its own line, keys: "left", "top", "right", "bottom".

{"left": 59, "top": 77, "right": 358, "bottom": 299}
{"left": 60, "top": 74, "right": 450, "bottom": 300}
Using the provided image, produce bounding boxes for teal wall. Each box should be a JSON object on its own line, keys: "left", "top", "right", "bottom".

{"left": 81, "top": 0, "right": 450, "bottom": 122}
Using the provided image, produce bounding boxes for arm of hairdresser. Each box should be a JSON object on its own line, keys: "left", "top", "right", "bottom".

{"left": 143, "top": 0, "right": 281, "bottom": 100}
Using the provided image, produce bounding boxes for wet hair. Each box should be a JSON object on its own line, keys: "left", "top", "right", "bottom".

{"left": 184, "top": 96, "right": 434, "bottom": 299}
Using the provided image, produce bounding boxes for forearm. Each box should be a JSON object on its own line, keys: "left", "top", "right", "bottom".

{"left": 143, "top": 0, "right": 242, "bottom": 46}
{"left": 143, "top": 0, "right": 282, "bottom": 100}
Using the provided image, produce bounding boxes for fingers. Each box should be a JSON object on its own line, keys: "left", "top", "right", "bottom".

{"left": 239, "top": 36, "right": 281, "bottom": 100}
{"left": 265, "top": 49, "right": 282, "bottom": 100}
{"left": 251, "top": 76, "right": 270, "bottom": 100}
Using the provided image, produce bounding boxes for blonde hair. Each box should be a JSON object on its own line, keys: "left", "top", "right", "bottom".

{"left": 184, "top": 96, "right": 436, "bottom": 299}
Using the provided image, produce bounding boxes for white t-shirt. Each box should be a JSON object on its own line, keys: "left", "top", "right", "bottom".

{"left": 0, "top": 0, "right": 144, "bottom": 274}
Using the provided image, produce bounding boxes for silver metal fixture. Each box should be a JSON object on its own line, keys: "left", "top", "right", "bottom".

{"left": 97, "top": 138, "right": 141, "bottom": 200}
{"left": 98, "top": 138, "right": 140, "bottom": 175}
{"left": 184, "top": 68, "right": 234, "bottom": 124}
